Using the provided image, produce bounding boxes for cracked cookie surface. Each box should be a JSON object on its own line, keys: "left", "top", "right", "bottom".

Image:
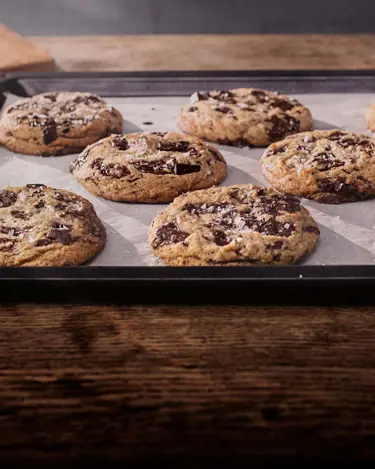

{"left": 0, "top": 184, "right": 106, "bottom": 266}
{"left": 177, "top": 88, "right": 312, "bottom": 147}
{"left": 0, "top": 92, "right": 122, "bottom": 156}
{"left": 261, "top": 130, "right": 375, "bottom": 204}
{"left": 70, "top": 132, "right": 227, "bottom": 203}
{"left": 149, "top": 184, "right": 319, "bottom": 266}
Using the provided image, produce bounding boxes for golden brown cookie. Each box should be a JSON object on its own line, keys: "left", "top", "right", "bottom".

{"left": 177, "top": 88, "right": 312, "bottom": 147}
{"left": 0, "top": 92, "right": 122, "bottom": 156}
{"left": 261, "top": 129, "right": 375, "bottom": 204}
{"left": 149, "top": 184, "right": 319, "bottom": 266}
{"left": 0, "top": 184, "right": 106, "bottom": 266}
{"left": 70, "top": 132, "right": 227, "bottom": 203}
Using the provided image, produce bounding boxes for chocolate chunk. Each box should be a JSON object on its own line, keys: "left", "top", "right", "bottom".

{"left": 142, "top": 121, "right": 153, "bottom": 125}
{"left": 175, "top": 163, "right": 201, "bottom": 175}
{"left": 303, "top": 225, "right": 320, "bottom": 235}
{"left": 0, "top": 238, "right": 16, "bottom": 252}
{"left": 257, "top": 194, "right": 301, "bottom": 215}
{"left": 0, "top": 226, "right": 26, "bottom": 237}
{"left": 267, "top": 115, "right": 300, "bottom": 141}
{"left": 45, "top": 226, "right": 72, "bottom": 245}
{"left": 272, "top": 240, "right": 283, "bottom": 249}
{"left": 214, "top": 106, "right": 232, "bottom": 114}
{"left": 35, "top": 238, "right": 52, "bottom": 247}
{"left": 91, "top": 159, "right": 130, "bottom": 178}
{"left": 269, "top": 98, "right": 295, "bottom": 111}
{"left": 213, "top": 230, "right": 230, "bottom": 246}
{"left": 151, "top": 132, "right": 167, "bottom": 137}
{"left": 273, "top": 254, "right": 281, "bottom": 262}
{"left": 55, "top": 203, "right": 67, "bottom": 211}
{"left": 0, "top": 190, "right": 17, "bottom": 208}
{"left": 335, "top": 138, "right": 357, "bottom": 149}
{"left": 184, "top": 203, "right": 234, "bottom": 215}
{"left": 328, "top": 131, "right": 346, "bottom": 141}
{"left": 208, "top": 148, "right": 222, "bottom": 161}
{"left": 157, "top": 141, "right": 190, "bottom": 152}
{"left": 62, "top": 127, "right": 70, "bottom": 134}
{"left": 111, "top": 136, "right": 129, "bottom": 151}
{"left": 43, "top": 93, "right": 57, "bottom": 102}
{"left": 11, "top": 210, "right": 29, "bottom": 220}
{"left": 34, "top": 200, "right": 45, "bottom": 209}
{"left": 251, "top": 90, "right": 268, "bottom": 103}
{"left": 153, "top": 222, "right": 189, "bottom": 248}
{"left": 194, "top": 92, "right": 209, "bottom": 101}
{"left": 313, "top": 153, "right": 344, "bottom": 171}
{"left": 42, "top": 118, "right": 58, "bottom": 145}
{"left": 26, "top": 184, "right": 46, "bottom": 189}
{"left": 189, "top": 106, "right": 198, "bottom": 112}
{"left": 317, "top": 177, "right": 360, "bottom": 202}
{"left": 242, "top": 213, "right": 295, "bottom": 237}
{"left": 73, "top": 95, "right": 101, "bottom": 105}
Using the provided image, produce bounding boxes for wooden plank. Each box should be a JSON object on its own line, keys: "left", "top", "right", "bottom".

{"left": 31, "top": 34, "right": 375, "bottom": 72}
{"left": 1, "top": 303, "right": 375, "bottom": 465}
{"left": 0, "top": 24, "right": 55, "bottom": 72}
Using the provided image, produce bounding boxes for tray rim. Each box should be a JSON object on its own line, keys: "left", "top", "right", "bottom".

{"left": 1, "top": 69, "right": 375, "bottom": 293}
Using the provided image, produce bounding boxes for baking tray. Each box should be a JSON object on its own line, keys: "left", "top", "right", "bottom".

{"left": 2, "top": 70, "right": 375, "bottom": 304}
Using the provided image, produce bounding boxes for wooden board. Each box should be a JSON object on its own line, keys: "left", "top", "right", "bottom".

{"left": 1, "top": 303, "right": 375, "bottom": 466}
{"left": 0, "top": 24, "right": 55, "bottom": 72}
{"left": 31, "top": 34, "right": 375, "bottom": 71}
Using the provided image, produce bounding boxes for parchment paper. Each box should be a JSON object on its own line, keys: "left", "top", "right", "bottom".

{"left": 1, "top": 92, "right": 375, "bottom": 266}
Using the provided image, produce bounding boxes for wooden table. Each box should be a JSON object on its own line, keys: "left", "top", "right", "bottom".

{"left": 2, "top": 35, "right": 375, "bottom": 467}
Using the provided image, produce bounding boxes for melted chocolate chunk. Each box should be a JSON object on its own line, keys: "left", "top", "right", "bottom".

{"left": 269, "top": 98, "right": 295, "bottom": 111}
{"left": 42, "top": 118, "right": 58, "bottom": 145}
{"left": 273, "top": 254, "right": 281, "bottom": 262}
{"left": 157, "top": 141, "right": 190, "bottom": 152}
{"left": 184, "top": 203, "right": 234, "bottom": 215}
{"left": 257, "top": 194, "right": 301, "bottom": 215}
{"left": 151, "top": 132, "right": 167, "bottom": 137}
{"left": 267, "top": 115, "right": 300, "bottom": 141}
{"left": 303, "top": 225, "right": 320, "bottom": 235}
{"left": 193, "top": 92, "right": 209, "bottom": 101}
{"left": 91, "top": 159, "right": 130, "bottom": 178}
{"left": 317, "top": 177, "right": 360, "bottom": 202}
{"left": 153, "top": 222, "right": 189, "bottom": 248}
{"left": 35, "top": 238, "right": 52, "bottom": 247}
{"left": 0, "top": 190, "right": 17, "bottom": 208}
{"left": 251, "top": 90, "right": 268, "bottom": 103}
{"left": 43, "top": 93, "right": 57, "bottom": 102}
{"left": 208, "top": 148, "right": 222, "bottom": 161}
{"left": 189, "top": 106, "right": 198, "bottom": 112}
{"left": 34, "top": 200, "right": 45, "bottom": 209}
{"left": 213, "top": 230, "right": 230, "bottom": 246}
{"left": 335, "top": 138, "right": 358, "bottom": 149}
{"left": 73, "top": 95, "right": 101, "bottom": 105}
{"left": 272, "top": 240, "right": 283, "bottom": 249}
{"left": 111, "top": 136, "right": 129, "bottom": 151}
{"left": 214, "top": 106, "right": 232, "bottom": 114}
{"left": 242, "top": 213, "right": 295, "bottom": 237}
{"left": 11, "top": 210, "right": 28, "bottom": 220}
{"left": 266, "top": 145, "right": 288, "bottom": 156}
{"left": 44, "top": 225, "right": 72, "bottom": 245}
{"left": 328, "top": 131, "right": 346, "bottom": 141}
{"left": 175, "top": 163, "right": 200, "bottom": 175}
{"left": 0, "top": 226, "right": 26, "bottom": 237}
{"left": 26, "top": 184, "right": 46, "bottom": 189}
{"left": 0, "top": 238, "right": 16, "bottom": 252}
{"left": 313, "top": 153, "right": 344, "bottom": 171}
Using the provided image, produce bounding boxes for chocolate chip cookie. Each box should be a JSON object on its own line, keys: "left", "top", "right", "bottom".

{"left": 0, "top": 92, "right": 122, "bottom": 156}
{"left": 0, "top": 184, "right": 106, "bottom": 266}
{"left": 70, "top": 132, "right": 227, "bottom": 203}
{"left": 261, "top": 130, "right": 375, "bottom": 204}
{"left": 177, "top": 88, "right": 312, "bottom": 147}
{"left": 149, "top": 184, "right": 319, "bottom": 266}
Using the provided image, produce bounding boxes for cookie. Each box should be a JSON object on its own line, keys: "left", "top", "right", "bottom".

{"left": 149, "top": 184, "right": 319, "bottom": 266}
{"left": 0, "top": 92, "right": 122, "bottom": 156}
{"left": 366, "top": 104, "right": 375, "bottom": 133}
{"left": 261, "top": 130, "right": 375, "bottom": 204}
{"left": 70, "top": 132, "right": 227, "bottom": 203}
{"left": 177, "top": 88, "right": 312, "bottom": 147}
{"left": 0, "top": 184, "right": 106, "bottom": 266}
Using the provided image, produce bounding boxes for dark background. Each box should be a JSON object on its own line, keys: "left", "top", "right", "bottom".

{"left": 0, "top": 0, "right": 374, "bottom": 35}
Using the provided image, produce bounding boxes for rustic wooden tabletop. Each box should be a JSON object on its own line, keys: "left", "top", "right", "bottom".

{"left": 2, "top": 34, "right": 375, "bottom": 467}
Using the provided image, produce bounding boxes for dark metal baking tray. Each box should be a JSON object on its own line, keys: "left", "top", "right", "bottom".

{"left": 1, "top": 70, "right": 375, "bottom": 304}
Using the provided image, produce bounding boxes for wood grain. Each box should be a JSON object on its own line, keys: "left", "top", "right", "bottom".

{"left": 1, "top": 303, "right": 375, "bottom": 466}
{"left": 0, "top": 24, "right": 55, "bottom": 72}
{"left": 31, "top": 34, "right": 375, "bottom": 72}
